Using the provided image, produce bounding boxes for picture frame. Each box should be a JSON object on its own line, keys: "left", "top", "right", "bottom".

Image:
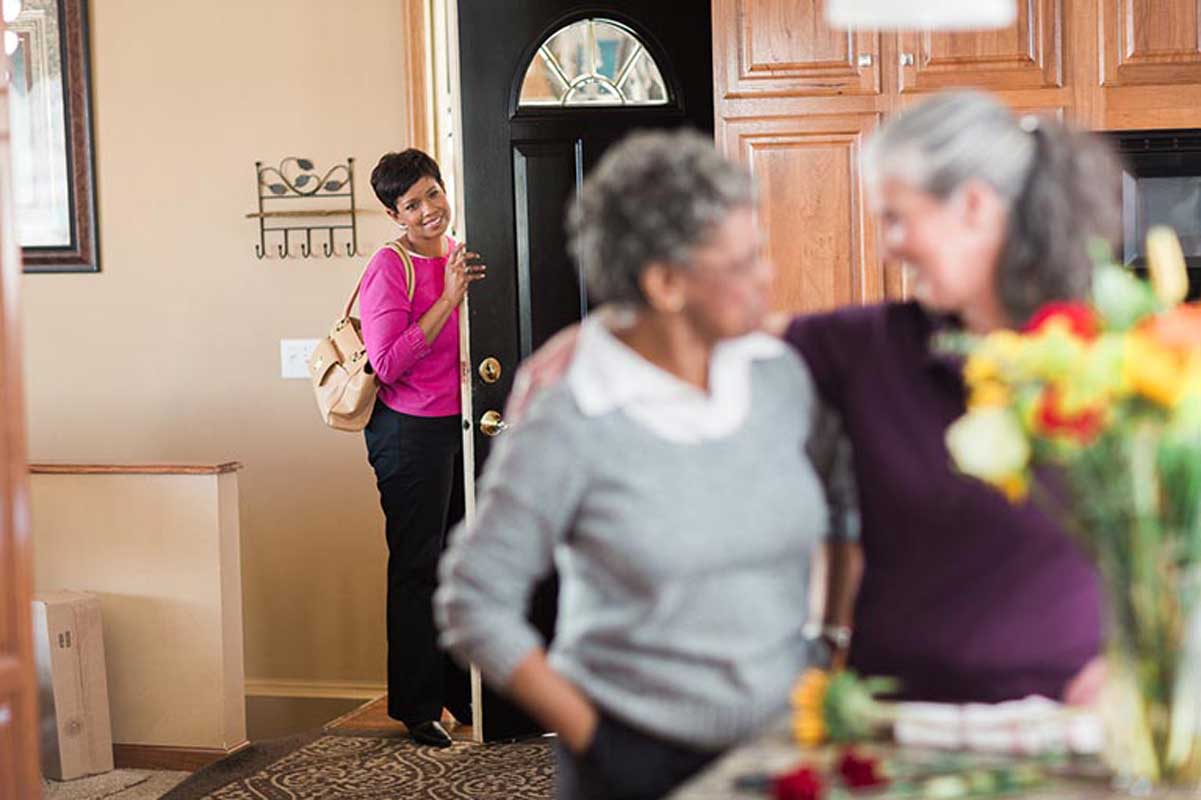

{"left": 10, "top": 0, "right": 98, "bottom": 273}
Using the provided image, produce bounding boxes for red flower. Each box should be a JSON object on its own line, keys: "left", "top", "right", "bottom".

{"left": 1034, "top": 386, "right": 1103, "bottom": 443}
{"left": 1024, "top": 302, "right": 1100, "bottom": 341}
{"left": 837, "top": 750, "right": 887, "bottom": 789}
{"left": 773, "top": 766, "right": 824, "bottom": 800}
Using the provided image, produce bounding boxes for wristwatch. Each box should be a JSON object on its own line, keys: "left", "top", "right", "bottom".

{"left": 803, "top": 622, "right": 853, "bottom": 656}
{"left": 820, "top": 624, "right": 853, "bottom": 653}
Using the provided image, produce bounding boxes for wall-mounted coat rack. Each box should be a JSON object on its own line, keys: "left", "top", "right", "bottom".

{"left": 248, "top": 157, "right": 360, "bottom": 259}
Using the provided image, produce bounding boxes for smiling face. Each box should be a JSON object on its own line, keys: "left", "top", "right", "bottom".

{"left": 660, "top": 206, "right": 773, "bottom": 342}
{"left": 873, "top": 175, "right": 1008, "bottom": 322}
{"left": 683, "top": 206, "right": 773, "bottom": 340}
{"left": 388, "top": 176, "right": 451, "bottom": 247}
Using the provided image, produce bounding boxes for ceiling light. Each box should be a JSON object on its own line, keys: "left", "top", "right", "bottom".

{"left": 826, "top": 0, "right": 1016, "bottom": 30}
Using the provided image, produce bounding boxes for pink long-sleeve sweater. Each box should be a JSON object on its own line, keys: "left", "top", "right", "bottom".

{"left": 359, "top": 241, "right": 460, "bottom": 417}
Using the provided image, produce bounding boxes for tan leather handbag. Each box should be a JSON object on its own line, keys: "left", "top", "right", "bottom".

{"left": 308, "top": 241, "right": 415, "bottom": 431}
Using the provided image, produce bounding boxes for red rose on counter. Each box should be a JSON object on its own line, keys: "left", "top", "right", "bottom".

{"left": 837, "top": 750, "right": 887, "bottom": 789}
{"left": 773, "top": 766, "right": 824, "bottom": 800}
{"left": 1024, "top": 302, "right": 1100, "bottom": 341}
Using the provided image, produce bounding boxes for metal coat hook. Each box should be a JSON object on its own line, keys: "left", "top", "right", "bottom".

{"left": 247, "top": 157, "right": 360, "bottom": 259}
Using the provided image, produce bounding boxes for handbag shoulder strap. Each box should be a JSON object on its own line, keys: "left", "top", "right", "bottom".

{"left": 382, "top": 239, "right": 417, "bottom": 302}
{"left": 340, "top": 240, "right": 416, "bottom": 320}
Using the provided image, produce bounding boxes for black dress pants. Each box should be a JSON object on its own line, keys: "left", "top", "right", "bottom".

{"left": 364, "top": 401, "right": 472, "bottom": 726}
{"left": 555, "top": 711, "right": 721, "bottom": 800}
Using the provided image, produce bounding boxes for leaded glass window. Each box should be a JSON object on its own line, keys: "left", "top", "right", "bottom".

{"left": 518, "top": 18, "right": 670, "bottom": 108}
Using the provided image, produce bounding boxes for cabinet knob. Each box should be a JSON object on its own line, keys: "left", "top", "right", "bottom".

{"left": 899, "top": 52, "right": 915, "bottom": 67}
{"left": 857, "top": 53, "right": 873, "bottom": 67}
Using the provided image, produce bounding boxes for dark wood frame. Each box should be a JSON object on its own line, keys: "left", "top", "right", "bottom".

{"left": 20, "top": 0, "right": 99, "bottom": 273}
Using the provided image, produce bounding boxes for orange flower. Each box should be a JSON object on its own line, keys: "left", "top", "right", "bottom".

{"left": 1142, "top": 303, "right": 1201, "bottom": 350}
{"left": 791, "top": 669, "right": 830, "bottom": 746}
{"left": 1125, "top": 328, "right": 1197, "bottom": 408}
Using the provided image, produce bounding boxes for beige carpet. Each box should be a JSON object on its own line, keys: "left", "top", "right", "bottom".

{"left": 42, "top": 769, "right": 190, "bottom": 800}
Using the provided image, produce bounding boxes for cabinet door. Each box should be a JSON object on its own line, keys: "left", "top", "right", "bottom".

{"left": 1100, "top": 0, "right": 1201, "bottom": 86}
{"left": 723, "top": 114, "right": 884, "bottom": 312}
{"left": 714, "top": 0, "right": 881, "bottom": 98}
{"left": 897, "top": 0, "right": 1063, "bottom": 92}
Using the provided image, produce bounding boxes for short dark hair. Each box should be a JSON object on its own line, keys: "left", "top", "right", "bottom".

{"left": 370, "top": 149, "right": 444, "bottom": 212}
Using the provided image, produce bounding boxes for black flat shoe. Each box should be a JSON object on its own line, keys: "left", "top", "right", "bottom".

{"left": 409, "top": 720, "right": 453, "bottom": 748}
{"left": 446, "top": 705, "right": 472, "bottom": 727}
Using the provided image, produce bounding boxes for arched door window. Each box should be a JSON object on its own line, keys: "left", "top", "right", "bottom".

{"left": 518, "top": 18, "right": 670, "bottom": 107}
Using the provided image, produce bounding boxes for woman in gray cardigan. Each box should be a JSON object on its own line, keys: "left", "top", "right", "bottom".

{"left": 436, "top": 130, "right": 831, "bottom": 800}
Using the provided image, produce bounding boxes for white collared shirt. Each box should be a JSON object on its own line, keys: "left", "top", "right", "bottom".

{"left": 565, "top": 314, "right": 787, "bottom": 444}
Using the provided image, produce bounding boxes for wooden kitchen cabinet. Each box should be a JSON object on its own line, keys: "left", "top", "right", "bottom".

{"left": 897, "top": 0, "right": 1064, "bottom": 93}
{"left": 1100, "top": 0, "right": 1201, "bottom": 87}
{"left": 713, "top": 0, "right": 1201, "bottom": 312}
{"left": 713, "top": 0, "right": 882, "bottom": 97}
{"left": 723, "top": 113, "right": 885, "bottom": 312}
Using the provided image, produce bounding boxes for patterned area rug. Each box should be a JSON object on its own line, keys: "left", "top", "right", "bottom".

{"left": 160, "top": 731, "right": 553, "bottom": 800}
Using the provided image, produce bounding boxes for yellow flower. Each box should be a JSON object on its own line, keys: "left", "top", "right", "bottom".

{"left": 997, "top": 472, "right": 1029, "bottom": 503}
{"left": 1124, "top": 332, "right": 1191, "bottom": 407}
{"left": 988, "top": 330, "right": 1026, "bottom": 362}
{"left": 1018, "top": 321, "right": 1089, "bottom": 382}
{"left": 945, "top": 407, "right": 1032, "bottom": 485}
{"left": 965, "top": 332, "right": 1027, "bottom": 388}
{"left": 791, "top": 669, "right": 830, "bottom": 747}
{"left": 968, "top": 380, "right": 1011, "bottom": 410}
{"left": 1176, "top": 353, "right": 1201, "bottom": 413}
{"left": 964, "top": 353, "right": 1000, "bottom": 387}
{"left": 1146, "top": 226, "right": 1189, "bottom": 307}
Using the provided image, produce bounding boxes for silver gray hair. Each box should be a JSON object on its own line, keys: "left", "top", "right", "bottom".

{"left": 863, "top": 90, "right": 1121, "bottom": 325}
{"left": 568, "top": 128, "right": 756, "bottom": 306}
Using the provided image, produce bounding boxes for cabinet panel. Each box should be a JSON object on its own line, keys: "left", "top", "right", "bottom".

{"left": 1101, "top": 0, "right": 1201, "bottom": 86}
{"left": 723, "top": 114, "right": 884, "bottom": 312}
{"left": 715, "top": 0, "right": 881, "bottom": 97}
{"left": 898, "top": 0, "right": 1063, "bottom": 92}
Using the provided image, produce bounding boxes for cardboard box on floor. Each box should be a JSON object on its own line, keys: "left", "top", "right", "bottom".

{"left": 32, "top": 591, "right": 114, "bottom": 780}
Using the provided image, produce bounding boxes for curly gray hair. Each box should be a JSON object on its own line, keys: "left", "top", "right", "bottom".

{"left": 568, "top": 128, "right": 756, "bottom": 306}
{"left": 863, "top": 90, "right": 1121, "bottom": 325}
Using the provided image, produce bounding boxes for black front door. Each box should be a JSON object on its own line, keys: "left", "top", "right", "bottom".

{"left": 458, "top": 0, "right": 713, "bottom": 741}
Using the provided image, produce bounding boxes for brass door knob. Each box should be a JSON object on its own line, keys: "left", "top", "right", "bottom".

{"left": 479, "top": 357, "right": 502, "bottom": 384}
{"left": 479, "top": 410, "right": 508, "bottom": 437}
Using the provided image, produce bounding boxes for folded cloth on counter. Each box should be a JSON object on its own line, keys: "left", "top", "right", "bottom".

{"left": 894, "top": 696, "right": 1103, "bottom": 756}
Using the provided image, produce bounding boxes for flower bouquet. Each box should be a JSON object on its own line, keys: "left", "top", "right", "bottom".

{"left": 944, "top": 228, "right": 1201, "bottom": 787}
{"left": 775, "top": 672, "right": 1053, "bottom": 799}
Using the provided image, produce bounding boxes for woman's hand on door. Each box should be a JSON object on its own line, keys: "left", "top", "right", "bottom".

{"left": 442, "top": 242, "right": 487, "bottom": 306}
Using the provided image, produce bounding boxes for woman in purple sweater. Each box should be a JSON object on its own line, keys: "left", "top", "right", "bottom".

{"left": 360, "top": 149, "right": 484, "bottom": 747}
{"left": 784, "top": 92, "right": 1121, "bottom": 703}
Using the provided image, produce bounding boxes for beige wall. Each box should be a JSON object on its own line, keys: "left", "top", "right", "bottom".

{"left": 32, "top": 471, "right": 245, "bottom": 750}
{"left": 21, "top": 0, "right": 420, "bottom": 693}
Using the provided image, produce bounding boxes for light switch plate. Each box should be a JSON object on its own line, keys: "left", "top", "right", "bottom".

{"left": 280, "top": 339, "right": 319, "bottom": 379}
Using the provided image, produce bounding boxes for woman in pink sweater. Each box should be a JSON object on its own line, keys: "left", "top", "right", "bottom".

{"left": 361, "top": 149, "right": 485, "bottom": 747}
